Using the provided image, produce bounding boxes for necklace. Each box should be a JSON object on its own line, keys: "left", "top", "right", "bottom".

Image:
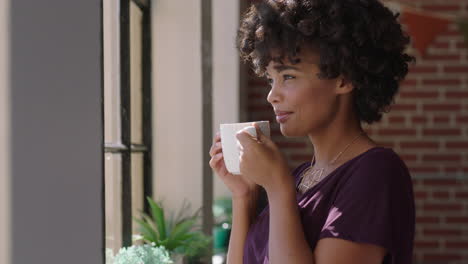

{"left": 298, "top": 132, "right": 364, "bottom": 194}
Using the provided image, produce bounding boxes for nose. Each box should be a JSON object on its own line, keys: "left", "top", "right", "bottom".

{"left": 266, "top": 82, "right": 281, "bottom": 105}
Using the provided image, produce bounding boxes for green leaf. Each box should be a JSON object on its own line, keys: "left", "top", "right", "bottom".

{"left": 147, "top": 196, "right": 167, "bottom": 240}
{"left": 170, "top": 219, "right": 197, "bottom": 241}
{"left": 133, "top": 217, "right": 158, "bottom": 243}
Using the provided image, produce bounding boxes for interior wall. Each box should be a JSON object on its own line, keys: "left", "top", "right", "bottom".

{"left": 10, "top": 0, "right": 103, "bottom": 263}
{"left": 0, "top": 0, "right": 11, "bottom": 263}
{"left": 152, "top": 0, "right": 204, "bottom": 212}
{"left": 212, "top": 0, "right": 240, "bottom": 199}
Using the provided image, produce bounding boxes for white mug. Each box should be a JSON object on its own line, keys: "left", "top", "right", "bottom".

{"left": 219, "top": 121, "right": 270, "bottom": 175}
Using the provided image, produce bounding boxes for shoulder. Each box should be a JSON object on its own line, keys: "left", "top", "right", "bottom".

{"left": 346, "top": 147, "right": 411, "bottom": 186}
{"left": 352, "top": 147, "right": 407, "bottom": 172}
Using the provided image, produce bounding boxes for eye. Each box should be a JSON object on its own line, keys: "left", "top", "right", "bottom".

{"left": 283, "top": 74, "right": 295, "bottom": 81}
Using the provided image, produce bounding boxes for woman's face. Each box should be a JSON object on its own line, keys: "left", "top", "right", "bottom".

{"left": 265, "top": 49, "right": 345, "bottom": 137}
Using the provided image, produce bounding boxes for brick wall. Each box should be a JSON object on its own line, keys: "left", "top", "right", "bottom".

{"left": 245, "top": 1, "right": 468, "bottom": 263}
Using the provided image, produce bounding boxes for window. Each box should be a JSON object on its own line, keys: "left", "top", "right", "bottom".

{"left": 103, "top": 0, "right": 152, "bottom": 254}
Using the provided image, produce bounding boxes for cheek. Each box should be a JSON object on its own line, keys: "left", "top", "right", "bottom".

{"left": 294, "top": 85, "right": 337, "bottom": 124}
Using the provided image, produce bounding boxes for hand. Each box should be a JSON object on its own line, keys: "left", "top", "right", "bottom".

{"left": 209, "top": 131, "right": 259, "bottom": 199}
{"left": 236, "top": 123, "right": 293, "bottom": 194}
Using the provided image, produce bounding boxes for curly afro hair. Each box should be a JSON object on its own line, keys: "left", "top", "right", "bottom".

{"left": 237, "top": 0, "right": 415, "bottom": 124}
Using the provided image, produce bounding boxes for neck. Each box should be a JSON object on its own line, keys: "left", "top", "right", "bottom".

{"left": 308, "top": 101, "right": 368, "bottom": 168}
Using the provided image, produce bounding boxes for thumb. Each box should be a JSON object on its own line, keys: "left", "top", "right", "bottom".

{"left": 253, "top": 122, "right": 270, "bottom": 144}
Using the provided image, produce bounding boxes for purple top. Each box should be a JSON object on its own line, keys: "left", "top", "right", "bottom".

{"left": 243, "top": 147, "right": 415, "bottom": 264}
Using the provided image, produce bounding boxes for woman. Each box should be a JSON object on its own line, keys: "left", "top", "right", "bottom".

{"left": 209, "top": 0, "right": 416, "bottom": 263}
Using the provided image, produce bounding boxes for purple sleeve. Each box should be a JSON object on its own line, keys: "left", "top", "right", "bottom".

{"left": 318, "top": 151, "right": 406, "bottom": 251}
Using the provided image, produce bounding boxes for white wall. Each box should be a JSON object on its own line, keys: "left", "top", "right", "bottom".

{"left": 152, "top": 0, "right": 242, "bottom": 210}
{"left": 152, "top": 0, "right": 204, "bottom": 211}
{"left": 0, "top": 0, "right": 11, "bottom": 263}
{"left": 212, "top": 0, "right": 240, "bottom": 198}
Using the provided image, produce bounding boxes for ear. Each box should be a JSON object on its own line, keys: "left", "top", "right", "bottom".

{"left": 335, "top": 75, "right": 354, "bottom": 95}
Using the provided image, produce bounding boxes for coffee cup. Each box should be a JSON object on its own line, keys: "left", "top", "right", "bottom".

{"left": 219, "top": 121, "right": 270, "bottom": 175}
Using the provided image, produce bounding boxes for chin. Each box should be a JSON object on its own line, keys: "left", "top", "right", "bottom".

{"left": 279, "top": 124, "right": 303, "bottom": 138}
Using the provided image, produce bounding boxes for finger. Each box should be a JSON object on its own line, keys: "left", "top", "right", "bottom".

{"left": 253, "top": 122, "right": 269, "bottom": 143}
{"left": 236, "top": 130, "right": 255, "bottom": 147}
{"left": 209, "top": 141, "right": 222, "bottom": 157}
{"left": 209, "top": 152, "right": 224, "bottom": 169}
{"left": 213, "top": 131, "right": 221, "bottom": 144}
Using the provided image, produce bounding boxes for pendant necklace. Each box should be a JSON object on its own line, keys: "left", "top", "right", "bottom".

{"left": 298, "top": 132, "right": 364, "bottom": 194}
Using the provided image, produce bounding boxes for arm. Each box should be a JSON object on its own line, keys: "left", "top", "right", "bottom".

{"left": 267, "top": 179, "right": 315, "bottom": 264}
{"left": 226, "top": 190, "right": 259, "bottom": 264}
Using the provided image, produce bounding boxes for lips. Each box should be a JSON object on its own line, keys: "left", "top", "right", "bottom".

{"left": 274, "top": 110, "right": 293, "bottom": 123}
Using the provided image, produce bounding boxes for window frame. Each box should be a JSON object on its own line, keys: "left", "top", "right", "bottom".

{"left": 103, "top": 0, "right": 153, "bottom": 248}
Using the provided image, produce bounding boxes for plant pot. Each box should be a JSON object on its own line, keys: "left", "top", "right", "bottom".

{"left": 172, "top": 254, "right": 188, "bottom": 264}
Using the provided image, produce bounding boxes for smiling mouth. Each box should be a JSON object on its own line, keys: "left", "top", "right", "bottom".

{"left": 276, "top": 112, "right": 293, "bottom": 123}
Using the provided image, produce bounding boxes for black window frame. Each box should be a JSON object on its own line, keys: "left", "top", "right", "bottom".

{"left": 102, "top": 0, "right": 153, "bottom": 248}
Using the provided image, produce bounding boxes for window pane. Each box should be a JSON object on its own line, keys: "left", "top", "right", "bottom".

{"left": 131, "top": 153, "right": 144, "bottom": 237}
{"left": 105, "top": 153, "right": 123, "bottom": 255}
{"left": 103, "top": 0, "right": 121, "bottom": 144}
{"left": 130, "top": 2, "right": 143, "bottom": 144}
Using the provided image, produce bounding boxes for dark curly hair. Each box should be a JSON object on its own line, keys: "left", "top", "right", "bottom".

{"left": 237, "top": 0, "right": 415, "bottom": 124}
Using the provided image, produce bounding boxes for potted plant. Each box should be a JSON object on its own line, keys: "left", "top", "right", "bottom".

{"left": 107, "top": 243, "right": 173, "bottom": 264}
{"left": 134, "top": 197, "right": 212, "bottom": 264}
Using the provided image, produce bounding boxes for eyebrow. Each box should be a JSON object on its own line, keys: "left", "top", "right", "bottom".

{"left": 273, "top": 65, "right": 300, "bottom": 72}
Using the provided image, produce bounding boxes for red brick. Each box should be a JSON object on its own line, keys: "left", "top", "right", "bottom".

{"left": 411, "top": 116, "right": 427, "bottom": 124}
{"left": 422, "top": 104, "right": 461, "bottom": 111}
{"left": 401, "top": 141, "right": 439, "bottom": 149}
{"left": 424, "top": 54, "right": 461, "bottom": 60}
{"left": 422, "top": 79, "right": 461, "bottom": 86}
{"left": 408, "top": 66, "right": 438, "bottom": 73}
{"left": 376, "top": 141, "right": 395, "bottom": 148}
{"left": 421, "top": 4, "right": 461, "bottom": 11}
{"left": 410, "top": 167, "right": 439, "bottom": 173}
{"left": 444, "top": 167, "right": 462, "bottom": 173}
{"left": 378, "top": 129, "right": 416, "bottom": 136}
{"left": 414, "top": 191, "right": 429, "bottom": 199}
{"left": 431, "top": 42, "right": 450, "bottom": 49}
{"left": 248, "top": 104, "right": 272, "bottom": 112}
{"left": 422, "top": 154, "right": 461, "bottom": 162}
{"left": 446, "top": 91, "right": 468, "bottom": 98}
{"left": 423, "top": 227, "right": 462, "bottom": 236}
{"left": 455, "top": 192, "right": 468, "bottom": 199}
{"left": 414, "top": 240, "right": 439, "bottom": 249}
{"left": 249, "top": 92, "right": 265, "bottom": 99}
{"left": 446, "top": 141, "right": 468, "bottom": 149}
{"left": 423, "top": 204, "right": 463, "bottom": 212}
{"left": 391, "top": 104, "right": 417, "bottom": 111}
{"left": 400, "top": 154, "right": 418, "bottom": 162}
{"left": 248, "top": 78, "right": 268, "bottom": 86}
{"left": 457, "top": 116, "right": 468, "bottom": 123}
{"left": 388, "top": 116, "right": 405, "bottom": 124}
{"left": 446, "top": 217, "right": 468, "bottom": 224}
{"left": 446, "top": 241, "right": 468, "bottom": 249}
{"left": 416, "top": 216, "right": 440, "bottom": 224}
{"left": 432, "top": 191, "right": 450, "bottom": 199}
{"left": 443, "top": 66, "right": 468, "bottom": 73}
{"left": 399, "top": 91, "right": 438, "bottom": 99}
{"left": 456, "top": 42, "right": 467, "bottom": 49}
{"left": 423, "top": 179, "right": 458, "bottom": 186}
{"left": 401, "top": 79, "right": 417, "bottom": 86}
{"left": 433, "top": 116, "right": 450, "bottom": 123}
{"left": 423, "top": 253, "right": 462, "bottom": 262}
{"left": 423, "top": 129, "right": 461, "bottom": 136}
